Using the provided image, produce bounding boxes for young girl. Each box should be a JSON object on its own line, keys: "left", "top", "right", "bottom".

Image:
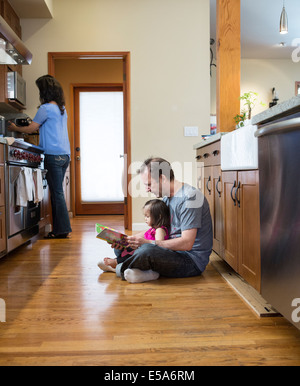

{"left": 98, "top": 199, "right": 170, "bottom": 272}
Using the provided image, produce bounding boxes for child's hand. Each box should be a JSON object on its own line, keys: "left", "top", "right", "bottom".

{"left": 110, "top": 240, "right": 126, "bottom": 250}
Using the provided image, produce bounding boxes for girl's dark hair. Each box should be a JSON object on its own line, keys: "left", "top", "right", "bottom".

{"left": 143, "top": 199, "right": 170, "bottom": 229}
{"left": 35, "top": 75, "right": 65, "bottom": 115}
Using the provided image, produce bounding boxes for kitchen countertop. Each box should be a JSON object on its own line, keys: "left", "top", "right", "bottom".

{"left": 252, "top": 95, "right": 300, "bottom": 125}
{"left": 193, "top": 132, "right": 227, "bottom": 149}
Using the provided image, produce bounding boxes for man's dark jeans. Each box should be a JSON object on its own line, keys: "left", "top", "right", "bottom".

{"left": 115, "top": 244, "right": 202, "bottom": 279}
{"left": 44, "top": 154, "right": 72, "bottom": 236}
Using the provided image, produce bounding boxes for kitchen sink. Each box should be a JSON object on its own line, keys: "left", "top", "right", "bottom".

{"left": 221, "top": 124, "right": 258, "bottom": 170}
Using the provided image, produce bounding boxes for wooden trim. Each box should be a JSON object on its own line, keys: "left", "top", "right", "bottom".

{"left": 48, "top": 51, "right": 132, "bottom": 229}
{"left": 73, "top": 84, "right": 124, "bottom": 215}
{"left": 216, "top": 0, "right": 241, "bottom": 133}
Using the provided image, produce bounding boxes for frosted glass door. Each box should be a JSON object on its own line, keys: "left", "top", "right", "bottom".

{"left": 74, "top": 87, "right": 125, "bottom": 215}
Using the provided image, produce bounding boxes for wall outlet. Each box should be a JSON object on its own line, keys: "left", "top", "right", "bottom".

{"left": 184, "top": 126, "right": 199, "bottom": 137}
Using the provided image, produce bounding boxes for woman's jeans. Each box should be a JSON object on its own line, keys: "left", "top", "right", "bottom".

{"left": 115, "top": 244, "right": 202, "bottom": 279}
{"left": 44, "top": 154, "right": 72, "bottom": 235}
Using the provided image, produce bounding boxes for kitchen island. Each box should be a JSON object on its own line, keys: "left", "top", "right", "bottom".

{"left": 254, "top": 97, "right": 300, "bottom": 331}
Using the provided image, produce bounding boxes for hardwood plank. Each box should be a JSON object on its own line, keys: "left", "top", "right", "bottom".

{"left": 0, "top": 215, "right": 300, "bottom": 366}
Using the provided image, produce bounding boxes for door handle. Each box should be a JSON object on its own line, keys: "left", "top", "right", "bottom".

{"left": 231, "top": 180, "right": 236, "bottom": 206}
{"left": 216, "top": 176, "right": 221, "bottom": 197}
{"left": 235, "top": 181, "right": 241, "bottom": 208}
{"left": 206, "top": 176, "right": 211, "bottom": 195}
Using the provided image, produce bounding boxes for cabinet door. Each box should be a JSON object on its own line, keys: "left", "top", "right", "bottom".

{"left": 204, "top": 166, "right": 214, "bottom": 217}
{"left": 237, "top": 170, "right": 261, "bottom": 292}
{"left": 0, "top": 206, "right": 6, "bottom": 253}
{"left": 222, "top": 171, "right": 238, "bottom": 271}
{"left": 0, "top": 167, "right": 5, "bottom": 207}
{"left": 204, "top": 166, "right": 224, "bottom": 256}
{"left": 212, "top": 166, "right": 223, "bottom": 256}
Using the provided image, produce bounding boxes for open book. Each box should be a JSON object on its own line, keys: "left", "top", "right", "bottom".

{"left": 96, "top": 223, "right": 129, "bottom": 247}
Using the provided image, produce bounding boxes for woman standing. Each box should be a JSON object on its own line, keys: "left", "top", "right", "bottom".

{"left": 8, "top": 75, "right": 72, "bottom": 239}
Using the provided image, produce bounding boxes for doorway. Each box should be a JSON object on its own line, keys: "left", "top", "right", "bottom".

{"left": 74, "top": 85, "right": 125, "bottom": 215}
{"left": 48, "top": 52, "right": 132, "bottom": 229}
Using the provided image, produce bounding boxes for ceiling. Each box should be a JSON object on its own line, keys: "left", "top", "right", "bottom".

{"left": 8, "top": 0, "right": 300, "bottom": 59}
{"left": 8, "top": 0, "right": 53, "bottom": 18}
{"left": 210, "top": 0, "right": 300, "bottom": 59}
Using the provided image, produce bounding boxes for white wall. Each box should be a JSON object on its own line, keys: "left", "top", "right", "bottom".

{"left": 241, "top": 59, "right": 300, "bottom": 115}
{"left": 21, "top": 0, "right": 210, "bottom": 226}
{"left": 211, "top": 58, "right": 300, "bottom": 118}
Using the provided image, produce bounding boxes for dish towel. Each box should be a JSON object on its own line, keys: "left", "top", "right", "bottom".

{"left": 33, "top": 169, "right": 44, "bottom": 203}
{"left": 16, "top": 167, "right": 34, "bottom": 207}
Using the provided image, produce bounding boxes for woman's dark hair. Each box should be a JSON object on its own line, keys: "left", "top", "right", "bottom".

{"left": 143, "top": 199, "right": 170, "bottom": 229}
{"left": 35, "top": 75, "right": 65, "bottom": 115}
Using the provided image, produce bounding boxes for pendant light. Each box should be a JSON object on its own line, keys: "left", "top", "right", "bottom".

{"left": 280, "top": 0, "right": 288, "bottom": 34}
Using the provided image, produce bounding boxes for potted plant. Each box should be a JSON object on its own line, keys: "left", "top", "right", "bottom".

{"left": 234, "top": 91, "right": 265, "bottom": 128}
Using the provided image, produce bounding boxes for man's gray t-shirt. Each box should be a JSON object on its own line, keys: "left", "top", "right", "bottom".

{"left": 163, "top": 183, "right": 213, "bottom": 272}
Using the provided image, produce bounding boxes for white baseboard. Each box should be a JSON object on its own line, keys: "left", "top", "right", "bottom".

{"left": 132, "top": 223, "right": 148, "bottom": 231}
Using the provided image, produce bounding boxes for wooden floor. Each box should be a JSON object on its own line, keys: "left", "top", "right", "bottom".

{"left": 0, "top": 215, "right": 300, "bottom": 366}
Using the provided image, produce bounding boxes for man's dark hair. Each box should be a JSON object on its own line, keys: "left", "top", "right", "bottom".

{"left": 36, "top": 75, "right": 65, "bottom": 115}
{"left": 138, "top": 157, "right": 175, "bottom": 181}
{"left": 143, "top": 199, "right": 170, "bottom": 229}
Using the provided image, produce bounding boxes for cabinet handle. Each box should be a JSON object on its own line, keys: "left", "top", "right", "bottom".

{"left": 216, "top": 176, "right": 221, "bottom": 197}
{"left": 235, "top": 181, "right": 241, "bottom": 208}
{"left": 212, "top": 150, "right": 219, "bottom": 156}
{"left": 206, "top": 176, "right": 212, "bottom": 195}
{"left": 231, "top": 180, "right": 237, "bottom": 206}
{"left": 195, "top": 155, "right": 202, "bottom": 160}
{"left": 203, "top": 153, "right": 209, "bottom": 158}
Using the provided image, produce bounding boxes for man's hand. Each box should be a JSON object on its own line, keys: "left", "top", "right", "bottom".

{"left": 126, "top": 235, "right": 147, "bottom": 250}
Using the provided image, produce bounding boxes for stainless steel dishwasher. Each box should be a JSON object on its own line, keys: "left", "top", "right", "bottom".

{"left": 255, "top": 113, "right": 300, "bottom": 330}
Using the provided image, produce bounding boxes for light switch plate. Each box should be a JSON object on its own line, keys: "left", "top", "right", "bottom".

{"left": 184, "top": 126, "right": 199, "bottom": 137}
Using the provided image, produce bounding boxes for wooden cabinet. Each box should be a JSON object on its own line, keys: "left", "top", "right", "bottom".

{"left": 196, "top": 140, "right": 223, "bottom": 256}
{"left": 222, "top": 170, "right": 261, "bottom": 292}
{"left": 0, "top": 144, "right": 6, "bottom": 255}
{"left": 196, "top": 140, "right": 261, "bottom": 292}
{"left": 0, "top": 0, "right": 23, "bottom": 113}
{"left": 0, "top": 0, "right": 22, "bottom": 38}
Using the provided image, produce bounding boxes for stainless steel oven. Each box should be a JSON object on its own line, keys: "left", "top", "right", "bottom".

{"left": 5, "top": 140, "right": 45, "bottom": 253}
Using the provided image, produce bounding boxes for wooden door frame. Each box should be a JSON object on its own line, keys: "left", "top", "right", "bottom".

{"left": 48, "top": 52, "right": 132, "bottom": 230}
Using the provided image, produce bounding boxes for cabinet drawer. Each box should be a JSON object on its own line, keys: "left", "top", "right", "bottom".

{"left": 196, "top": 141, "right": 220, "bottom": 166}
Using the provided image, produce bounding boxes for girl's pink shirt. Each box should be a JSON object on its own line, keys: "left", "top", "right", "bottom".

{"left": 143, "top": 226, "right": 169, "bottom": 241}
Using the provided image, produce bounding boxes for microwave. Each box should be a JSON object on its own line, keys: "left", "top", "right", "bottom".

{"left": 7, "top": 71, "right": 26, "bottom": 106}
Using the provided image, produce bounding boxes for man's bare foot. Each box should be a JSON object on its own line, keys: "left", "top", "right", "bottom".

{"left": 103, "top": 257, "right": 117, "bottom": 269}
